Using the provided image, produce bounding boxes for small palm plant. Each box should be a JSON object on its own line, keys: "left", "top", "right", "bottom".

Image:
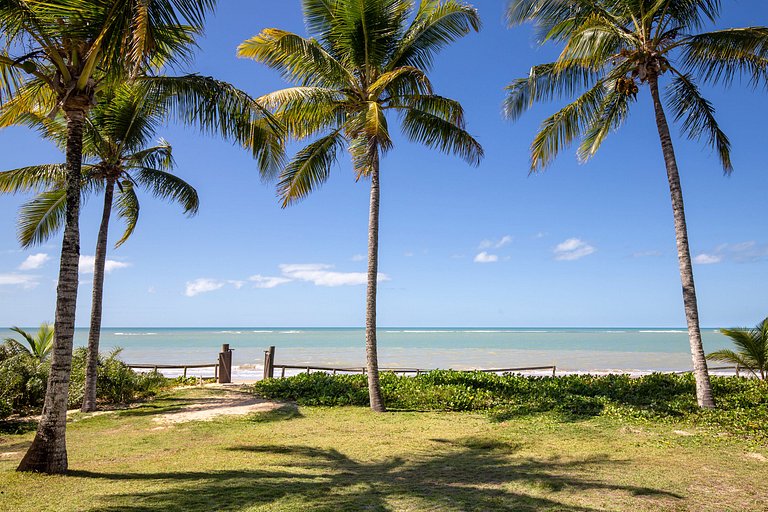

{"left": 4, "top": 324, "right": 54, "bottom": 363}
{"left": 708, "top": 318, "right": 768, "bottom": 380}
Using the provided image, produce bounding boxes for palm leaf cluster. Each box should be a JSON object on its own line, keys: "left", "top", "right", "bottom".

{"left": 238, "top": 0, "right": 484, "bottom": 206}
{"left": 0, "top": 82, "right": 200, "bottom": 248}
{"left": 709, "top": 318, "right": 768, "bottom": 380}
{"left": 504, "top": 0, "right": 768, "bottom": 171}
{"left": 3, "top": 324, "right": 54, "bottom": 362}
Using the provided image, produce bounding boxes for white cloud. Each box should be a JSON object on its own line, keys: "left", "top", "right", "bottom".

{"left": 79, "top": 255, "right": 131, "bottom": 274}
{"left": 534, "top": 232, "right": 547, "bottom": 239}
{"left": 403, "top": 251, "right": 414, "bottom": 257}
{"left": 279, "top": 263, "right": 389, "bottom": 287}
{"left": 0, "top": 273, "right": 39, "bottom": 289}
{"left": 479, "top": 235, "right": 513, "bottom": 250}
{"left": 249, "top": 275, "right": 292, "bottom": 289}
{"left": 693, "top": 253, "right": 722, "bottom": 265}
{"left": 185, "top": 278, "right": 225, "bottom": 297}
{"left": 351, "top": 254, "right": 365, "bottom": 262}
{"left": 228, "top": 280, "right": 246, "bottom": 289}
{"left": 474, "top": 251, "right": 498, "bottom": 263}
{"left": 554, "top": 238, "right": 596, "bottom": 261}
{"left": 147, "top": 286, "right": 156, "bottom": 294}
{"left": 19, "top": 253, "right": 50, "bottom": 270}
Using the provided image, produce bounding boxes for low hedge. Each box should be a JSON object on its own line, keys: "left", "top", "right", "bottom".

{"left": 250, "top": 371, "right": 768, "bottom": 439}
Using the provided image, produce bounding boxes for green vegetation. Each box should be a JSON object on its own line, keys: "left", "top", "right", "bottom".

{"left": 0, "top": 344, "right": 182, "bottom": 420}
{"left": 709, "top": 317, "right": 768, "bottom": 380}
{"left": 1, "top": 386, "right": 766, "bottom": 511}
{"left": 251, "top": 371, "right": 768, "bottom": 440}
{"left": 3, "top": 324, "right": 53, "bottom": 362}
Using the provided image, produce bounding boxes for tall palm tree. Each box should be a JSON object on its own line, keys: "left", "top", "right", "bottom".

{"left": 0, "top": 0, "right": 223, "bottom": 474}
{"left": 504, "top": 0, "right": 768, "bottom": 408}
{"left": 708, "top": 317, "right": 768, "bottom": 380}
{"left": 4, "top": 324, "right": 54, "bottom": 363}
{"left": 238, "top": 0, "right": 483, "bottom": 412}
{"left": 0, "top": 82, "right": 200, "bottom": 413}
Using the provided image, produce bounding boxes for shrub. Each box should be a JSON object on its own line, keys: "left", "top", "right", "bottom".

{"left": 0, "top": 343, "right": 177, "bottom": 418}
{"left": 249, "top": 371, "right": 768, "bottom": 439}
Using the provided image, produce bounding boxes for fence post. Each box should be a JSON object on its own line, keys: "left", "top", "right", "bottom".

{"left": 218, "top": 344, "right": 233, "bottom": 384}
{"left": 552, "top": 365, "right": 556, "bottom": 377}
{"left": 263, "top": 346, "right": 275, "bottom": 380}
{"left": 736, "top": 364, "right": 740, "bottom": 378}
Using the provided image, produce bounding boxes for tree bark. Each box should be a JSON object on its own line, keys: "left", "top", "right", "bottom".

{"left": 17, "top": 107, "right": 85, "bottom": 473}
{"left": 81, "top": 179, "right": 115, "bottom": 412}
{"left": 365, "top": 151, "right": 386, "bottom": 412}
{"left": 648, "top": 75, "right": 715, "bottom": 409}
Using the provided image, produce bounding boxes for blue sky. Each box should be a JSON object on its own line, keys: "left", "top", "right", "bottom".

{"left": 1, "top": 0, "right": 767, "bottom": 328}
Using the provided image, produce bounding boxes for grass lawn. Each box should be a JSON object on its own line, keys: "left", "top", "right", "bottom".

{"left": 0, "top": 387, "right": 766, "bottom": 511}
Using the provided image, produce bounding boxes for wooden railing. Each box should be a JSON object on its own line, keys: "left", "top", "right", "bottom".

{"left": 127, "top": 363, "right": 219, "bottom": 380}
{"left": 270, "top": 363, "right": 558, "bottom": 379}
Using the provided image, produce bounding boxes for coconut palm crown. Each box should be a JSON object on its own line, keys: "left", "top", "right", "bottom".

{"left": 709, "top": 318, "right": 768, "bottom": 380}
{"left": 238, "top": 0, "right": 484, "bottom": 411}
{"left": 504, "top": 0, "right": 768, "bottom": 409}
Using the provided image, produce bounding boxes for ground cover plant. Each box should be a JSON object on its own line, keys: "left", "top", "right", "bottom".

{"left": 1, "top": 386, "right": 766, "bottom": 511}
{"left": 250, "top": 371, "right": 768, "bottom": 440}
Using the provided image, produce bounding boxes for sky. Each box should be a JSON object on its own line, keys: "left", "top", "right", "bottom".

{"left": 0, "top": 1, "right": 767, "bottom": 328}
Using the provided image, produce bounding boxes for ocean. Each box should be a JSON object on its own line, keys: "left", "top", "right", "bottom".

{"left": 0, "top": 327, "right": 734, "bottom": 380}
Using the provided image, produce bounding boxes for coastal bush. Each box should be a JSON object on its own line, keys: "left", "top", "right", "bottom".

{"left": 0, "top": 343, "right": 176, "bottom": 419}
{"left": 250, "top": 371, "right": 768, "bottom": 439}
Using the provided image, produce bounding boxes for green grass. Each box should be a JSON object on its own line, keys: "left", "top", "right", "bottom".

{"left": 0, "top": 387, "right": 766, "bottom": 511}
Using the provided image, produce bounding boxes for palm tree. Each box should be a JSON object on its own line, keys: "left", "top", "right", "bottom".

{"left": 4, "top": 324, "right": 54, "bottom": 362}
{"left": 708, "top": 318, "right": 768, "bottom": 380}
{"left": 238, "top": 0, "right": 483, "bottom": 412}
{"left": 504, "top": 0, "right": 768, "bottom": 408}
{"left": 0, "top": 0, "right": 218, "bottom": 474}
{"left": 0, "top": 82, "right": 200, "bottom": 413}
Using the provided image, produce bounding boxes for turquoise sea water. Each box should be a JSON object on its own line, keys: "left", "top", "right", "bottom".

{"left": 0, "top": 327, "right": 732, "bottom": 379}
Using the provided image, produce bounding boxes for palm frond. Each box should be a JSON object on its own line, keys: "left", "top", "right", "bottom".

{"left": 666, "top": 70, "right": 731, "bottom": 173}
{"left": 114, "top": 182, "right": 140, "bottom": 248}
{"left": 277, "top": 129, "right": 346, "bottom": 207}
{"left": 0, "top": 164, "right": 65, "bottom": 194}
{"left": 400, "top": 107, "right": 483, "bottom": 166}
{"left": 504, "top": 60, "right": 600, "bottom": 121}
{"left": 17, "top": 189, "right": 67, "bottom": 247}
{"left": 529, "top": 79, "right": 607, "bottom": 171}
{"left": 577, "top": 83, "right": 634, "bottom": 162}
{"left": 390, "top": 0, "right": 481, "bottom": 70}
{"left": 237, "top": 29, "right": 353, "bottom": 88}
{"left": 681, "top": 27, "right": 768, "bottom": 88}
{"left": 134, "top": 167, "right": 199, "bottom": 215}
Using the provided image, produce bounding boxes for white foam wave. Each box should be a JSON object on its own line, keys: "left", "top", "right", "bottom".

{"left": 113, "top": 332, "right": 158, "bottom": 336}
{"left": 639, "top": 330, "right": 685, "bottom": 333}
{"left": 279, "top": 330, "right": 304, "bottom": 334}
{"left": 252, "top": 330, "right": 275, "bottom": 333}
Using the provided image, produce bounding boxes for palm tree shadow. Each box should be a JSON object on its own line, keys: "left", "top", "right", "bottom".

{"left": 74, "top": 437, "right": 682, "bottom": 511}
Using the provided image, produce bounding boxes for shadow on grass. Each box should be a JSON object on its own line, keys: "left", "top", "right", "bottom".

{"left": 72, "top": 439, "right": 682, "bottom": 511}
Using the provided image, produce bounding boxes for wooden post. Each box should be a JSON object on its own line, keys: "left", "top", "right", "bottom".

{"left": 552, "top": 365, "right": 556, "bottom": 377}
{"left": 183, "top": 367, "right": 188, "bottom": 379}
{"left": 281, "top": 366, "right": 286, "bottom": 378}
{"left": 736, "top": 364, "right": 740, "bottom": 378}
{"left": 218, "top": 344, "right": 233, "bottom": 384}
{"left": 215, "top": 364, "right": 219, "bottom": 381}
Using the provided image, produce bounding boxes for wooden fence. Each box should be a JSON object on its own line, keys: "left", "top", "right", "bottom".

{"left": 127, "top": 363, "right": 219, "bottom": 380}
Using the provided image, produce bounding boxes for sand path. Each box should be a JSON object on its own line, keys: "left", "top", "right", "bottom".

{"left": 153, "top": 390, "right": 290, "bottom": 424}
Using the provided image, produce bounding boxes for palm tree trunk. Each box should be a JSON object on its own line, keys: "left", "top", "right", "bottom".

{"left": 648, "top": 75, "right": 715, "bottom": 409}
{"left": 81, "top": 179, "right": 115, "bottom": 412}
{"left": 366, "top": 151, "right": 386, "bottom": 412}
{"left": 17, "top": 106, "right": 85, "bottom": 473}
